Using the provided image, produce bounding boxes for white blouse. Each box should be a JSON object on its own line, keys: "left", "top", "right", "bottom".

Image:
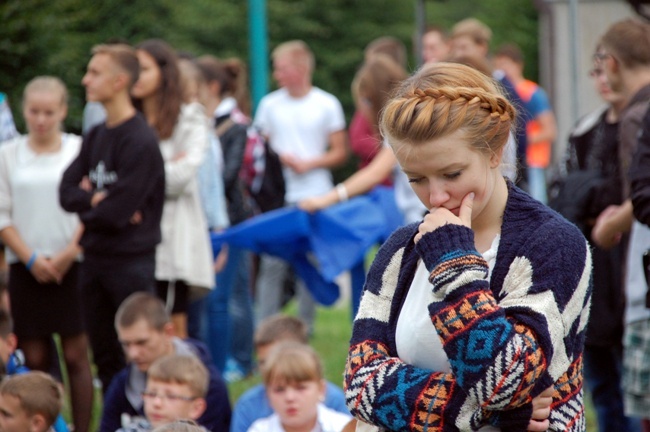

{"left": 0, "top": 134, "right": 81, "bottom": 263}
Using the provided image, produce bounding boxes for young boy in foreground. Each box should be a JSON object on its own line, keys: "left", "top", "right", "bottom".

{"left": 0, "top": 371, "right": 63, "bottom": 432}
{"left": 118, "top": 354, "right": 208, "bottom": 432}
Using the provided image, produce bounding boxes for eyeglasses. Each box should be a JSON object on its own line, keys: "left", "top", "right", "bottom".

{"left": 141, "top": 391, "right": 197, "bottom": 402}
{"left": 593, "top": 52, "right": 617, "bottom": 65}
{"left": 589, "top": 68, "right": 605, "bottom": 78}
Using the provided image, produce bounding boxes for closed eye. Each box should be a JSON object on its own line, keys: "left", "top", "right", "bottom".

{"left": 444, "top": 171, "right": 462, "bottom": 180}
{"left": 407, "top": 176, "right": 425, "bottom": 184}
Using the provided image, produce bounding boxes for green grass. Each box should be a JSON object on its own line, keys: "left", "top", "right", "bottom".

{"left": 227, "top": 300, "right": 354, "bottom": 403}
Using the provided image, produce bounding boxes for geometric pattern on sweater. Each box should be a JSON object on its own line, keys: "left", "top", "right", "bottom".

{"left": 428, "top": 251, "right": 488, "bottom": 296}
{"left": 345, "top": 340, "right": 455, "bottom": 431}
{"left": 548, "top": 356, "right": 585, "bottom": 431}
{"left": 345, "top": 184, "right": 592, "bottom": 431}
{"left": 456, "top": 324, "right": 547, "bottom": 429}
{"left": 498, "top": 254, "right": 592, "bottom": 380}
{"left": 431, "top": 291, "right": 511, "bottom": 387}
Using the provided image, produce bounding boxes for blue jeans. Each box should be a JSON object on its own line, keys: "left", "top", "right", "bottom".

{"left": 584, "top": 344, "right": 642, "bottom": 432}
{"left": 207, "top": 245, "right": 254, "bottom": 373}
{"left": 255, "top": 254, "right": 316, "bottom": 333}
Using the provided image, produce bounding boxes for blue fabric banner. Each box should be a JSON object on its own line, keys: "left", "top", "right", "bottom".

{"left": 211, "top": 186, "right": 402, "bottom": 305}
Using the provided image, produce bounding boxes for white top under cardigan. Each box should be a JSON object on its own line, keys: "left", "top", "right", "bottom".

{"left": 0, "top": 134, "right": 81, "bottom": 263}
{"left": 155, "top": 102, "right": 214, "bottom": 291}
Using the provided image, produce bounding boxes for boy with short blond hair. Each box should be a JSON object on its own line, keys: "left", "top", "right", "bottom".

{"left": 254, "top": 38, "right": 347, "bottom": 333}
{"left": 0, "top": 371, "right": 62, "bottom": 432}
{"left": 249, "top": 342, "right": 351, "bottom": 432}
{"left": 450, "top": 17, "right": 492, "bottom": 56}
{"left": 230, "top": 315, "right": 347, "bottom": 432}
{"left": 119, "top": 354, "right": 208, "bottom": 432}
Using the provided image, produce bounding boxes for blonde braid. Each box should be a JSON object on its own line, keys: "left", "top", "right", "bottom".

{"left": 381, "top": 63, "right": 515, "bottom": 155}
{"left": 410, "top": 87, "right": 513, "bottom": 124}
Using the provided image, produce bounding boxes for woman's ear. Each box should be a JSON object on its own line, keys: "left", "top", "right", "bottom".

{"left": 489, "top": 144, "right": 505, "bottom": 168}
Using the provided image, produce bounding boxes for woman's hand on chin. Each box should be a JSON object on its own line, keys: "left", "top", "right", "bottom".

{"left": 414, "top": 192, "right": 474, "bottom": 244}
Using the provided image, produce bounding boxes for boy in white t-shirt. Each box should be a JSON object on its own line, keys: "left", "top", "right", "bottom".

{"left": 253, "top": 40, "right": 347, "bottom": 331}
{"left": 248, "top": 342, "right": 352, "bottom": 432}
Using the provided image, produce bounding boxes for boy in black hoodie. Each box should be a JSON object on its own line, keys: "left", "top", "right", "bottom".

{"left": 59, "top": 43, "right": 165, "bottom": 393}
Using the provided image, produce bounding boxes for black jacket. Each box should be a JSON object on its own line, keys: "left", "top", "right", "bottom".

{"left": 216, "top": 115, "right": 252, "bottom": 225}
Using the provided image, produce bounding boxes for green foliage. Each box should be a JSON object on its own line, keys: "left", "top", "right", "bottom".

{"left": 1, "top": 0, "right": 538, "bottom": 139}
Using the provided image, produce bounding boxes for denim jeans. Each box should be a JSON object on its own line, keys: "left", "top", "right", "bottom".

{"left": 584, "top": 344, "right": 642, "bottom": 432}
{"left": 191, "top": 245, "right": 254, "bottom": 374}
{"left": 255, "top": 254, "right": 316, "bottom": 333}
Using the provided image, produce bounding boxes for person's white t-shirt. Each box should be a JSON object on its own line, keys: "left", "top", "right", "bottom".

{"left": 0, "top": 134, "right": 81, "bottom": 263}
{"left": 247, "top": 403, "right": 352, "bottom": 432}
{"left": 254, "top": 87, "right": 345, "bottom": 203}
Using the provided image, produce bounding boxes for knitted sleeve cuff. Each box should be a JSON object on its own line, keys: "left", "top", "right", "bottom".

{"left": 414, "top": 224, "right": 489, "bottom": 296}
{"left": 414, "top": 224, "right": 481, "bottom": 271}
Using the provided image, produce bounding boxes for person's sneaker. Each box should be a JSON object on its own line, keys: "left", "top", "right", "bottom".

{"left": 223, "top": 358, "right": 247, "bottom": 383}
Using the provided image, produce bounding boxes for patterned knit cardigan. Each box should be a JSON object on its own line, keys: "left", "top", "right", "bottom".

{"left": 344, "top": 185, "right": 592, "bottom": 432}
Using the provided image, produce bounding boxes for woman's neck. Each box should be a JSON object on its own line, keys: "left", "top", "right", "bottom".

{"left": 204, "top": 95, "right": 222, "bottom": 118}
{"left": 142, "top": 95, "right": 160, "bottom": 126}
{"left": 28, "top": 130, "right": 62, "bottom": 154}
{"left": 473, "top": 176, "right": 508, "bottom": 253}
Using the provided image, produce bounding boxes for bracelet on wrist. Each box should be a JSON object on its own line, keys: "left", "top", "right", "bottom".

{"left": 335, "top": 183, "right": 349, "bottom": 202}
{"left": 26, "top": 252, "right": 37, "bottom": 270}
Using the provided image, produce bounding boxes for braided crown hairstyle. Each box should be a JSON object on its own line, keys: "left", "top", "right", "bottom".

{"left": 380, "top": 62, "right": 516, "bottom": 158}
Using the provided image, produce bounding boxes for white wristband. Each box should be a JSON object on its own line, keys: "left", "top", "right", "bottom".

{"left": 336, "top": 183, "right": 349, "bottom": 202}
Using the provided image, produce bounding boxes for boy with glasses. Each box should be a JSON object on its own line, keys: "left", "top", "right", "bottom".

{"left": 118, "top": 355, "right": 208, "bottom": 432}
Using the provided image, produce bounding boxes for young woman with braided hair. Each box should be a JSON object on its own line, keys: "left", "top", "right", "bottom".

{"left": 344, "top": 63, "right": 592, "bottom": 432}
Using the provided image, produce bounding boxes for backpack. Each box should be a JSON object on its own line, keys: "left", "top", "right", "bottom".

{"left": 548, "top": 112, "right": 607, "bottom": 235}
{"left": 216, "top": 110, "right": 286, "bottom": 213}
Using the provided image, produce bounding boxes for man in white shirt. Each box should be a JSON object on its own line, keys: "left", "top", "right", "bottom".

{"left": 254, "top": 40, "right": 347, "bottom": 331}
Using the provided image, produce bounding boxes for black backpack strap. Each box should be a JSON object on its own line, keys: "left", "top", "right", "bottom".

{"left": 215, "top": 118, "right": 236, "bottom": 138}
